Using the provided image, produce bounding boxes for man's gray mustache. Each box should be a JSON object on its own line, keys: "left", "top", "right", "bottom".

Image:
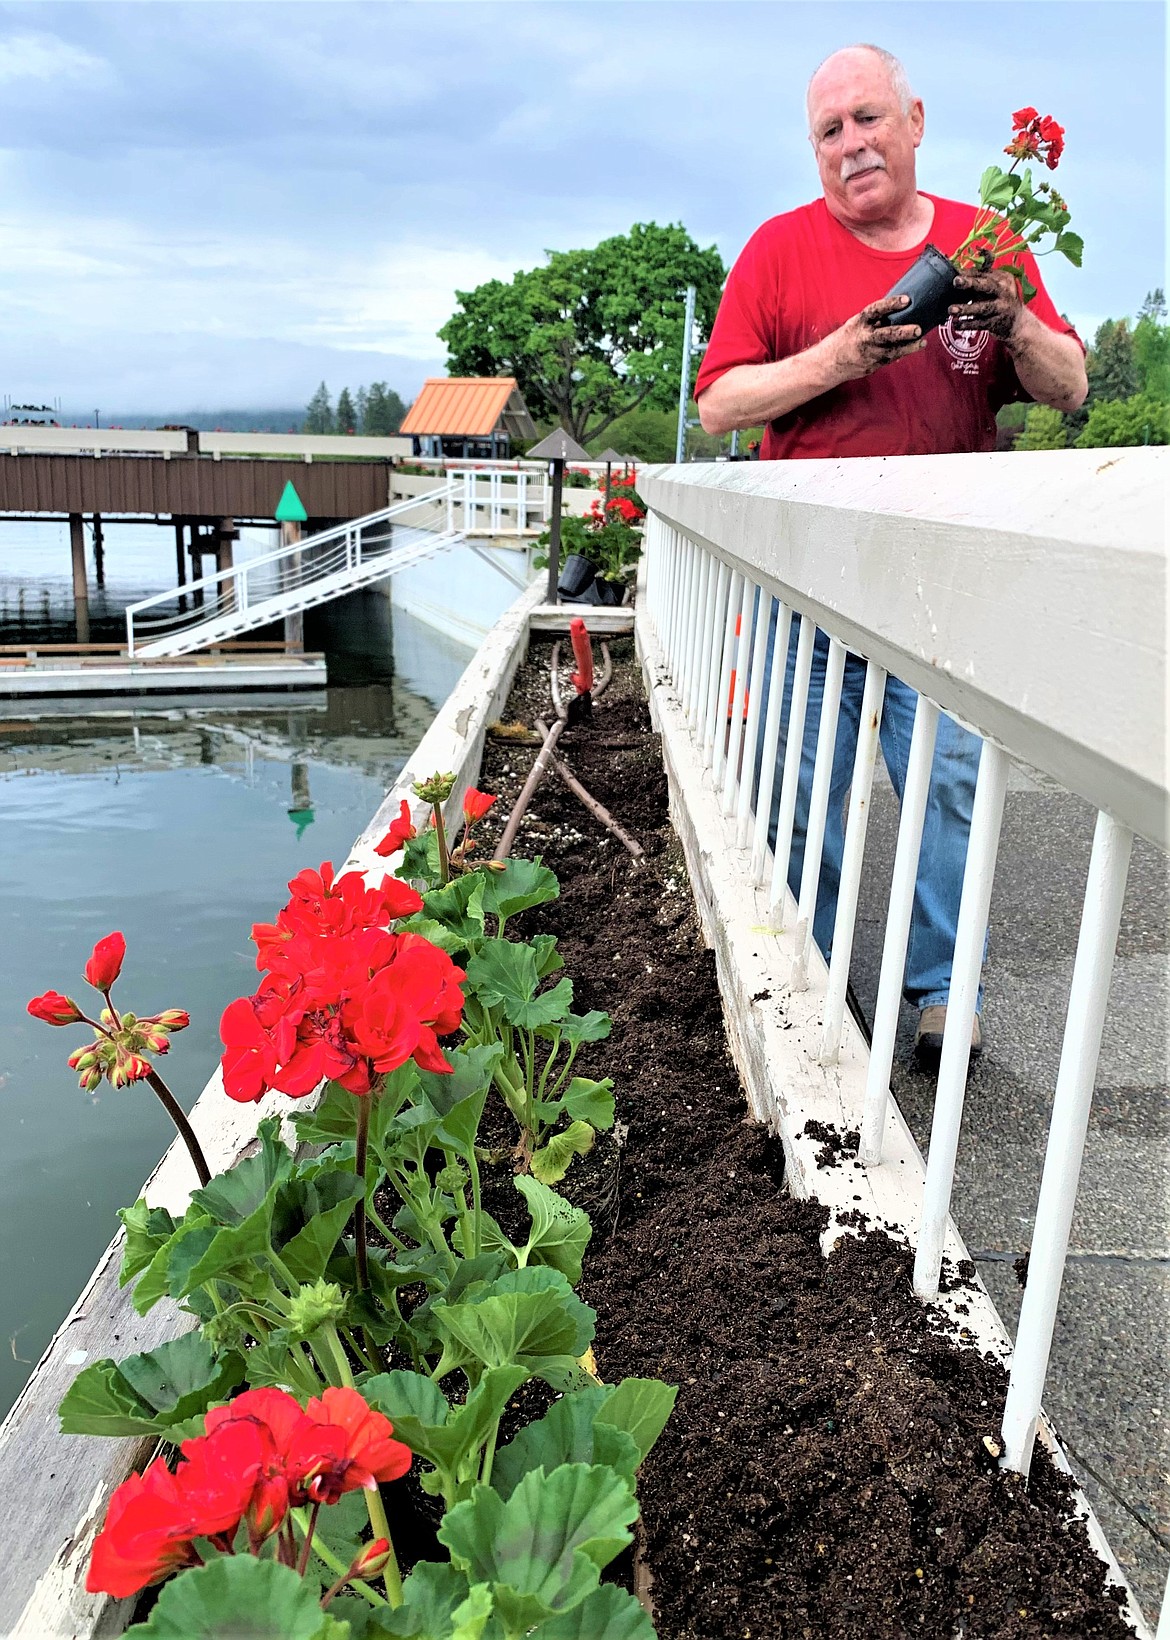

{"left": 841, "top": 155, "right": 887, "bottom": 181}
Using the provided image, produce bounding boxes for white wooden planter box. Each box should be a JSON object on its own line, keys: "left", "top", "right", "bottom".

{"left": 0, "top": 576, "right": 1147, "bottom": 1637}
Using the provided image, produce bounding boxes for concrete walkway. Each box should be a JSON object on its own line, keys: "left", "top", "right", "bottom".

{"left": 852, "top": 758, "right": 1170, "bottom": 1626}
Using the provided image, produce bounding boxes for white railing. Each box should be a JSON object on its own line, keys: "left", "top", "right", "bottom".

{"left": 443, "top": 467, "right": 547, "bottom": 533}
{"left": 639, "top": 449, "right": 1166, "bottom": 1621}
{"left": 126, "top": 486, "right": 454, "bottom": 656}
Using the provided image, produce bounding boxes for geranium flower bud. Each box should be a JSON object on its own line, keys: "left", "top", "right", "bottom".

{"left": 347, "top": 1538, "right": 392, "bottom": 1580}
{"left": 413, "top": 771, "right": 456, "bottom": 804}
{"left": 68, "top": 1046, "right": 99, "bottom": 1072}
{"left": 285, "top": 1279, "right": 348, "bottom": 1340}
{"left": 82, "top": 1068, "right": 103, "bottom": 1093}
{"left": 144, "top": 1031, "right": 171, "bottom": 1054}
{"left": 157, "top": 1009, "right": 190, "bottom": 1032}
{"left": 27, "top": 990, "right": 84, "bottom": 1026}
{"left": 85, "top": 932, "right": 127, "bottom": 992}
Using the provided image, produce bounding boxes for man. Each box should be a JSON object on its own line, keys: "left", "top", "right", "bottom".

{"left": 696, "top": 44, "right": 1087, "bottom": 1063}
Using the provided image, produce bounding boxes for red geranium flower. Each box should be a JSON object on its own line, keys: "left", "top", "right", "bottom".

{"left": 27, "top": 989, "right": 84, "bottom": 1026}
{"left": 295, "top": 1386, "right": 412, "bottom": 1504}
{"left": 85, "top": 931, "right": 126, "bottom": 992}
{"left": 374, "top": 799, "right": 418, "bottom": 856}
{"left": 462, "top": 788, "right": 497, "bottom": 825}
{"left": 1012, "top": 106, "right": 1039, "bottom": 128}
{"left": 219, "top": 994, "right": 282, "bottom": 1103}
{"left": 86, "top": 1460, "right": 198, "bottom": 1597}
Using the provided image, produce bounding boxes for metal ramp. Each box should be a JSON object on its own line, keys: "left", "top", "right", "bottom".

{"left": 127, "top": 484, "right": 470, "bottom": 658}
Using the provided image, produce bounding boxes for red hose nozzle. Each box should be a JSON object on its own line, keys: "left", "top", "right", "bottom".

{"left": 569, "top": 617, "right": 594, "bottom": 695}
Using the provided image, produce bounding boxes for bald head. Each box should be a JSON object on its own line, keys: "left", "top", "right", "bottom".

{"left": 807, "top": 44, "right": 914, "bottom": 132}
{"left": 806, "top": 44, "right": 925, "bottom": 233}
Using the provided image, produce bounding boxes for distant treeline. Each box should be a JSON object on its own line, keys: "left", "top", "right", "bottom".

{"left": 303, "top": 381, "right": 406, "bottom": 436}
{"left": 66, "top": 410, "right": 308, "bottom": 433}
{"left": 1000, "top": 287, "right": 1169, "bottom": 450}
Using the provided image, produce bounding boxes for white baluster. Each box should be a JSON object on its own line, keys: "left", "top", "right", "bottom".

{"left": 860, "top": 697, "right": 940, "bottom": 1164}
{"left": 721, "top": 575, "right": 755, "bottom": 815}
{"left": 750, "top": 600, "right": 790, "bottom": 885}
{"left": 1000, "top": 809, "right": 1133, "bottom": 1476}
{"left": 914, "top": 739, "right": 1009, "bottom": 1300}
{"left": 712, "top": 570, "right": 744, "bottom": 790}
{"left": 768, "top": 615, "right": 815, "bottom": 917}
{"left": 820, "top": 662, "right": 887, "bottom": 1063}
{"left": 791, "top": 637, "right": 846, "bottom": 990}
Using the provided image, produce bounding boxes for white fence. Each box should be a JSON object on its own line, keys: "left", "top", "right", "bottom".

{"left": 638, "top": 448, "right": 1166, "bottom": 1616}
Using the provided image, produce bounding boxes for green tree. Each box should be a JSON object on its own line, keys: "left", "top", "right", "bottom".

{"left": 303, "top": 381, "right": 333, "bottom": 434}
{"left": 1075, "top": 393, "right": 1169, "bottom": 448}
{"left": 335, "top": 387, "right": 357, "bottom": 435}
{"left": 354, "top": 385, "right": 369, "bottom": 430}
{"left": 363, "top": 382, "right": 406, "bottom": 435}
{"left": 439, "top": 222, "right": 726, "bottom": 445}
{"left": 1085, "top": 318, "right": 1138, "bottom": 404}
{"left": 1015, "top": 404, "right": 1067, "bottom": 450}
{"left": 1133, "top": 289, "right": 1169, "bottom": 400}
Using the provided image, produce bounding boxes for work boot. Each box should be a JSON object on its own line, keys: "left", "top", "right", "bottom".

{"left": 914, "top": 1005, "right": 982, "bottom": 1071}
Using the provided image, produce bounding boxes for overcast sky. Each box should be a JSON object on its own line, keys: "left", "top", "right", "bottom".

{"left": 1, "top": 0, "right": 1164, "bottom": 415}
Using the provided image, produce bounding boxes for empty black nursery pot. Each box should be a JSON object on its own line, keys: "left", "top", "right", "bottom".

{"left": 557, "top": 553, "right": 596, "bottom": 598}
{"left": 878, "top": 243, "right": 958, "bottom": 336}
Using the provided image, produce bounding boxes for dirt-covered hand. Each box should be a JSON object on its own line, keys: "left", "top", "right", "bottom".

{"left": 949, "top": 271, "right": 1022, "bottom": 341}
{"left": 827, "top": 295, "right": 926, "bottom": 383}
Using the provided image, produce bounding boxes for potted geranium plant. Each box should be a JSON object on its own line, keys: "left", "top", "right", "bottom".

{"left": 880, "top": 108, "right": 1082, "bottom": 333}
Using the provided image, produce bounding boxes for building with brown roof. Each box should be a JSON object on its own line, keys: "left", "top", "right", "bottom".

{"left": 399, "top": 377, "right": 537, "bottom": 459}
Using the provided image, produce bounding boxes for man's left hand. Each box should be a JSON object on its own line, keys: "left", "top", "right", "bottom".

{"left": 950, "top": 271, "right": 1023, "bottom": 342}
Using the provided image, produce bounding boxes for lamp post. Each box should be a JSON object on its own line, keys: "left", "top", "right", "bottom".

{"left": 596, "top": 445, "right": 624, "bottom": 507}
{"left": 526, "top": 426, "right": 590, "bottom": 604}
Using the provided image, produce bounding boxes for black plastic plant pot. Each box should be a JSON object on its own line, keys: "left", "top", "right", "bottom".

{"left": 878, "top": 243, "right": 958, "bottom": 335}
{"left": 557, "top": 553, "right": 596, "bottom": 598}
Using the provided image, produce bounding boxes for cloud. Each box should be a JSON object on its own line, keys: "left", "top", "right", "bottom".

{"left": 0, "top": 0, "right": 1160, "bottom": 408}
{"left": 0, "top": 27, "right": 110, "bottom": 86}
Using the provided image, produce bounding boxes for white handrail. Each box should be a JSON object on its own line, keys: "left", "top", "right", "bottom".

{"left": 638, "top": 451, "right": 1167, "bottom": 1618}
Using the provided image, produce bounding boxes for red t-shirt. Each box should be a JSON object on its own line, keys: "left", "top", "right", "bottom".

{"left": 694, "top": 194, "right": 1079, "bottom": 460}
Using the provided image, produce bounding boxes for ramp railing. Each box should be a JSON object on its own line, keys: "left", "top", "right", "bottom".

{"left": 125, "top": 474, "right": 546, "bottom": 657}
{"left": 638, "top": 448, "right": 1166, "bottom": 1627}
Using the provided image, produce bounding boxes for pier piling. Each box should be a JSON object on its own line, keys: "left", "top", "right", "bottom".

{"left": 68, "top": 512, "right": 90, "bottom": 644}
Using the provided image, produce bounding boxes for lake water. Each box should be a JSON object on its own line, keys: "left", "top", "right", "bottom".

{"left": 0, "top": 519, "right": 474, "bottom": 1414}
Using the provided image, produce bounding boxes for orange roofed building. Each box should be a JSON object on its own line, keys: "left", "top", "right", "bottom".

{"left": 399, "top": 377, "right": 538, "bottom": 460}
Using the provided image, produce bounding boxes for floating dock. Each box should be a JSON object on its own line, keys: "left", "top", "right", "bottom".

{"left": 0, "top": 643, "right": 327, "bottom": 697}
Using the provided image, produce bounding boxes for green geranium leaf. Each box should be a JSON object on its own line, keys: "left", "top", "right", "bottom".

{"left": 491, "top": 1387, "right": 638, "bottom": 1500}
{"left": 514, "top": 1176, "right": 591, "bottom": 1286}
{"left": 531, "top": 1122, "right": 595, "bottom": 1186}
{"left": 529, "top": 933, "right": 564, "bottom": 978}
{"left": 126, "top": 1555, "right": 339, "bottom": 1638}
{"left": 418, "top": 1043, "right": 502, "bottom": 1120}
{"left": 433, "top": 1087, "right": 490, "bottom": 1156}
{"left": 561, "top": 1077, "right": 615, "bottom": 1131}
{"left": 399, "top": 828, "right": 442, "bottom": 887}
{"left": 438, "top": 1464, "right": 638, "bottom": 1632}
{"left": 1057, "top": 230, "right": 1084, "bottom": 267}
{"left": 59, "top": 1332, "right": 244, "bottom": 1438}
{"left": 118, "top": 1199, "right": 178, "bottom": 1285}
{"left": 558, "top": 1010, "right": 611, "bottom": 1048}
{"left": 418, "top": 874, "right": 486, "bottom": 946}
{"left": 180, "top": 1196, "right": 276, "bottom": 1296}
{"left": 478, "top": 857, "right": 559, "bottom": 924}
{"left": 599, "top": 1376, "right": 678, "bottom": 1466}
{"left": 431, "top": 1267, "right": 594, "bottom": 1382}
{"left": 130, "top": 1213, "right": 214, "bottom": 1315}
{"left": 374, "top": 1563, "right": 488, "bottom": 1638}
{"left": 366, "top": 1366, "right": 527, "bottom": 1506}
{"left": 465, "top": 943, "right": 574, "bottom": 1030}
{"left": 529, "top": 1584, "right": 656, "bottom": 1639}
{"left": 277, "top": 1171, "right": 364, "bottom": 1286}
{"left": 190, "top": 1117, "right": 292, "bottom": 1225}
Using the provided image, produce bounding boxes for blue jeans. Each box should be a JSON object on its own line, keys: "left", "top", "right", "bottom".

{"left": 762, "top": 612, "right": 984, "bottom": 1011}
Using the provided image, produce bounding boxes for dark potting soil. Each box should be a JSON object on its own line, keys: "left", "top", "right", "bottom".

{"left": 470, "top": 636, "right": 1133, "bottom": 1640}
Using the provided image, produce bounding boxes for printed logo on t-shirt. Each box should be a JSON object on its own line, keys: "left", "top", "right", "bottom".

{"left": 939, "top": 317, "right": 990, "bottom": 374}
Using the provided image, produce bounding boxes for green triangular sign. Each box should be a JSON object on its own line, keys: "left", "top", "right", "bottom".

{"left": 274, "top": 481, "right": 308, "bottom": 523}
